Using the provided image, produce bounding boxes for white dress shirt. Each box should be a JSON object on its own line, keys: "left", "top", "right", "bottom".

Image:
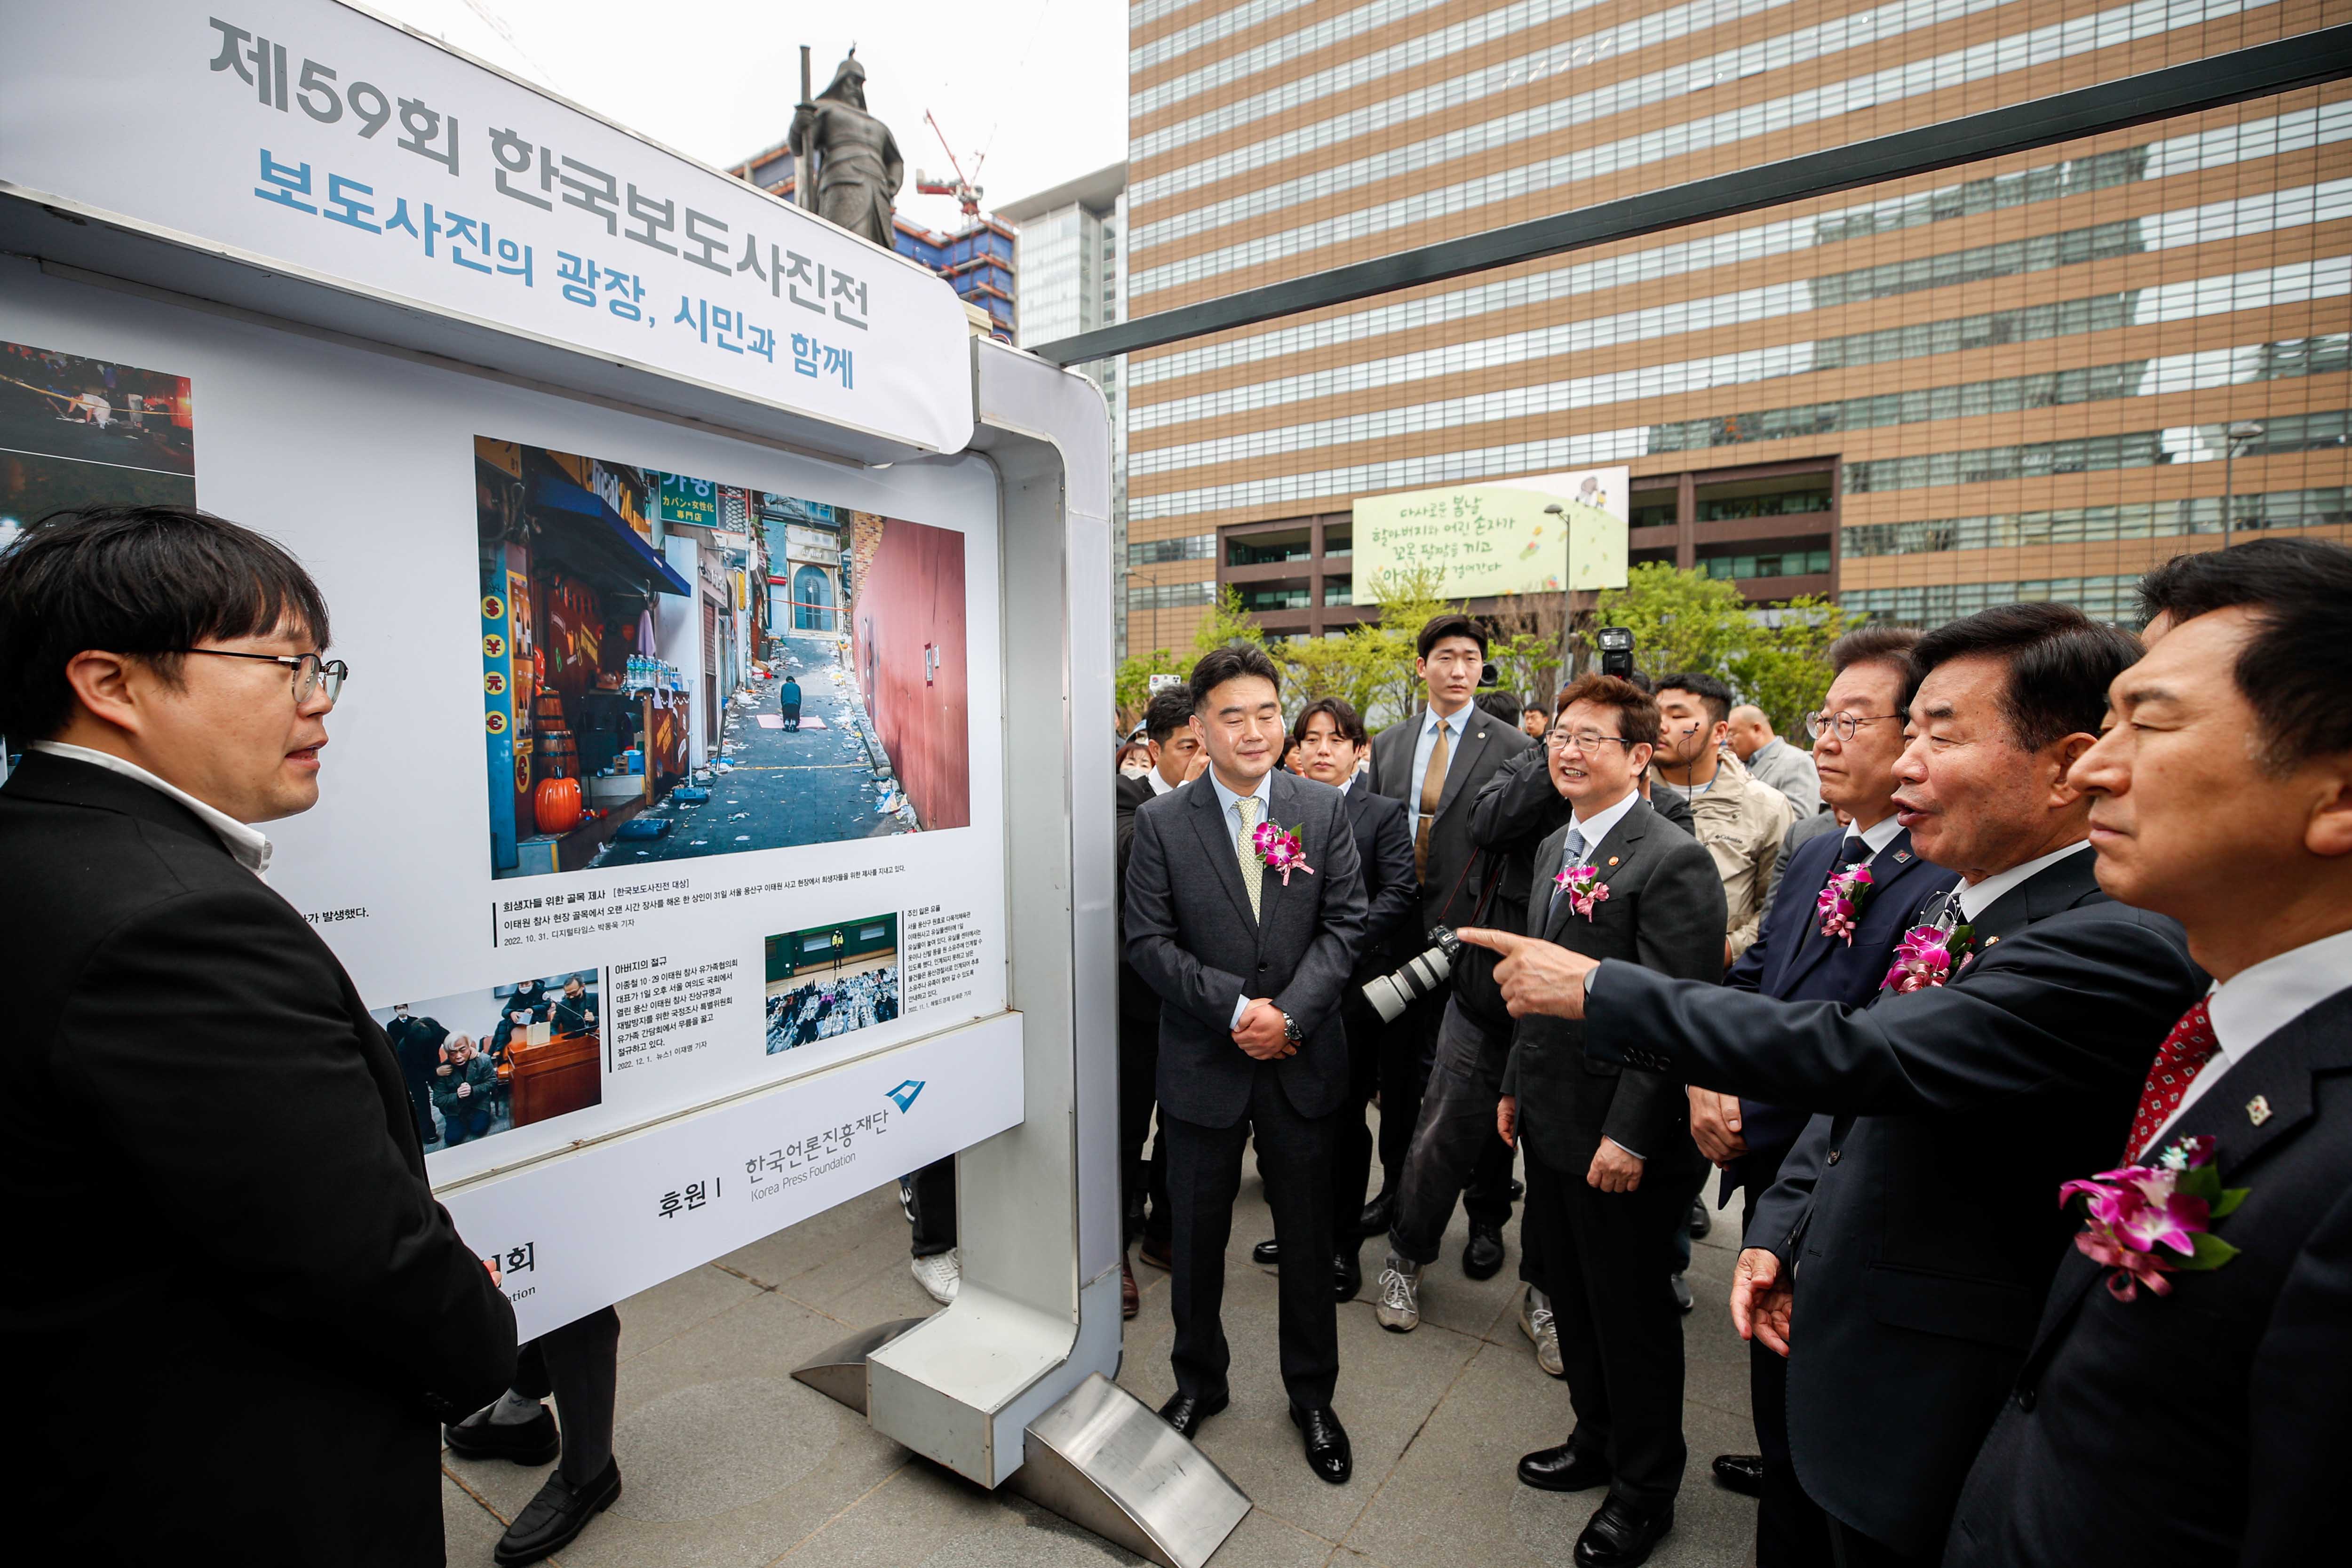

{"left": 1850, "top": 812, "right": 1906, "bottom": 861}
{"left": 1955, "top": 839, "right": 2093, "bottom": 924}
{"left": 31, "top": 740, "right": 273, "bottom": 879}
{"left": 1407, "top": 701, "right": 1473, "bottom": 835}
{"left": 1556, "top": 787, "right": 1642, "bottom": 877}
{"left": 1146, "top": 765, "right": 1180, "bottom": 796}
{"left": 1207, "top": 765, "right": 1277, "bottom": 1027}
{"left": 2145, "top": 925, "right": 2352, "bottom": 1152}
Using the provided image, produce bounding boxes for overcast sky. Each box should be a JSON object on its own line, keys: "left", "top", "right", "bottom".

{"left": 367, "top": 0, "right": 1129, "bottom": 231}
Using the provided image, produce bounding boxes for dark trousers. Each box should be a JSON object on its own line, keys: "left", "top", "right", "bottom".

{"left": 1828, "top": 1519, "right": 1935, "bottom": 1568}
{"left": 1740, "top": 1146, "right": 1835, "bottom": 1568}
{"left": 1388, "top": 999, "right": 1518, "bottom": 1265}
{"left": 512, "top": 1305, "right": 621, "bottom": 1487}
{"left": 1374, "top": 985, "right": 1445, "bottom": 1191}
{"left": 1328, "top": 990, "right": 1384, "bottom": 1253}
{"left": 1163, "top": 1064, "right": 1340, "bottom": 1410}
{"left": 908, "top": 1155, "right": 956, "bottom": 1257}
{"left": 1523, "top": 1149, "right": 1705, "bottom": 1507}
{"left": 1118, "top": 1003, "right": 1170, "bottom": 1247}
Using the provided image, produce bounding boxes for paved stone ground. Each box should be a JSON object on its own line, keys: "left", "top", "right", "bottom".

{"left": 443, "top": 1113, "right": 1759, "bottom": 1567}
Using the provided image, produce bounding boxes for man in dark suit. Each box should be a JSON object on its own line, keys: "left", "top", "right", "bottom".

{"left": 0, "top": 505, "right": 516, "bottom": 1567}
{"left": 1361, "top": 614, "right": 1536, "bottom": 1266}
{"left": 1466, "top": 604, "right": 2204, "bottom": 1566}
{"left": 1683, "top": 627, "right": 1957, "bottom": 1564}
{"left": 1250, "top": 698, "right": 1418, "bottom": 1299}
{"left": 1948, "top": 539, "right": 2352, "bottom": 1567}
{"left": 1125, "top": 645, "right": 1368, "bottom": 1483}
{"left": 385, "top": 1003, "right": 451, "bottom": 1146}
{"left": 1488, "top": 675, "right": 1727, "bottom": 1568}
{"left": 1116, "top": 685, "right": 1207, "bottom": 1304}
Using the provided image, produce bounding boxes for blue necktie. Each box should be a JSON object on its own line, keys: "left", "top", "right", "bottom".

{"left": 1548, "top": 828, "right": 1589, "bottom": 922}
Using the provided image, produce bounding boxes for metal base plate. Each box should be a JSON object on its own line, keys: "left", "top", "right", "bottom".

{"left": 788, "top": 1316, "right": 927, "bottom": 1416}
{"left": 1009, "top": 1373, "right": 1250, "bottom": 1568}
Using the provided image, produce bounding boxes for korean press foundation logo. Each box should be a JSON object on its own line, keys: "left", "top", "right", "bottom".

{"left": 886, "top": 1080, "right": 926, "bottom": 1113}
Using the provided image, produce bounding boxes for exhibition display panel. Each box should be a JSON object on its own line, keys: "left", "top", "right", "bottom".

{"left": 1, "top": 5, "right": 1240, "bottom": 1560}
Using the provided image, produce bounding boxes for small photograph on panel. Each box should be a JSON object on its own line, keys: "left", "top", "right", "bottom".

{"left": 0, "top": 339, "right": 195, "bottom": 541}
{"left": 373, "top": 971, "right": 604, "bottom": 1154}
{"left": 765, "top": 913, "right": 900, "bottom": 1054}
{"left": 475, "top": 437, "right": 971, "bottom": 879}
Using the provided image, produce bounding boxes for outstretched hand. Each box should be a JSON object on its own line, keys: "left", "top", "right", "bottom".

{"left": 1454, "top": 928, "right": 1599, "bottom": 1019}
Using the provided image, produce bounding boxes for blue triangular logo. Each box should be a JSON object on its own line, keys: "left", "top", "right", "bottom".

{"left": 886, "top": 1080, "right": 925, "bottom": 1112}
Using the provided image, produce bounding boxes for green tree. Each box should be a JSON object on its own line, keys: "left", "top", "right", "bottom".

{"left": 1729, "top": 594, "right": 1856, "bottom": 735}
{"left": 1191, "top": 584, "right": 1269, "bottom": 656}
{"left": 1114, "top": 646, "right": 1190, "bottom": 731}
{"left": 1587, "top": 563, "right": 1753, "bottom": 680}
{"left": 1353, "top": 565, "right": 1460, "bottom": 732}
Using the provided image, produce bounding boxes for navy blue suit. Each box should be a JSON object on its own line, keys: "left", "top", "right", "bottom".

{"left": 1718, "top": 827, "right": 1956, "bottom": 1208}
{"left": 1705, "top": 824, "right": 1953, "bottom": 1565}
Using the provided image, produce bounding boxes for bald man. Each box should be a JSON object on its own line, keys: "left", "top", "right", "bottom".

{"left": 1728, "top": 707, "right": 1821, "bottom": 820}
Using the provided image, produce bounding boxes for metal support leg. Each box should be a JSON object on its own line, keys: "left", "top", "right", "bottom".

{"left": 1009, "top": 1374, "right": 1250, "bottom": 1568}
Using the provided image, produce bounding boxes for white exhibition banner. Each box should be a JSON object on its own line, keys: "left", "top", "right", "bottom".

{"left": 0, "top": 2, "right": 1019, "bottom": 1338}
{"left": 0, "top": 0, "right": 975, "bottom": 454}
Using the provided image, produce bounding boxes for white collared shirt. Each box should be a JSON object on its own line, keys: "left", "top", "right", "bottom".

{"left": 2145, "top": 926, "right": 2352, "bottom": 1152}
{"left": 1146, "top": 765, "right": 1180, "bottom": 796}
{"left": 1851, "top": 813, "right": 1905, "bottom": 861}
{"left": 31, "top": 740, "right": 273, "bottom": 879}
{"left": 1407, "top": 701, "right": 1473, "bottom": 833}
{"left": 1561, "top": 787, "right": 1642, "bottom": 868}
{"left": 1955, "top": 839, "right": 2093, "bottom": 924}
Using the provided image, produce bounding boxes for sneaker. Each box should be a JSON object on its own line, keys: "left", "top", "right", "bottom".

{"left": 911, "top": 1249, "right": 961, "bottom": 1305}
{"left": 1374, "top": 1254, "right": 1421, "bottom": 1333}
{"left": 1520, "top": 1286, "right": 1564, "bottom": 1377}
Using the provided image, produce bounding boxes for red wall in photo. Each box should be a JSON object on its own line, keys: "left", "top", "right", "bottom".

{"left": 850, "top": 517, "right": 970, "bottom": 830}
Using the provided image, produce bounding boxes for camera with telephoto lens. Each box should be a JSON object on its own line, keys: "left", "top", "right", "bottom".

{"left": 1363, "top": 926, "right": 1463, "bottom": 1023}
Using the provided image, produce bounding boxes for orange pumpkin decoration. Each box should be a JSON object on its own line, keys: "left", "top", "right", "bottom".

{"left": 534, "top": 775, "right": 583, "bottom": 835}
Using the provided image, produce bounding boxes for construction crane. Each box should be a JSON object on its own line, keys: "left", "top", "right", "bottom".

{"left": 913, "top": 110, "right": 985, "bottom": 217}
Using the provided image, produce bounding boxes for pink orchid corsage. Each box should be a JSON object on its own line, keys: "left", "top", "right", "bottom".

{"left": 1882, "top": 923, "right": 1974, "bottom": 993}
{"left": 1554, "top": 863, "right": 1610, "bottom": 921}
{"left": 1816, "top": 861, "right": 1875, "bottom": 944}
{"left": 1252, "top": 820, "right": 1315, "bottom": 885}
{"left": 2059, "top": 1135, "right": 2246, "bottom": 1302}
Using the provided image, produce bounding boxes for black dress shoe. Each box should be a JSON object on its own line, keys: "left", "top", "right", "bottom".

{"left": 493, "top": 1459, "right": 622, "bottom": 1566}
{"left": 1573, "top": 1495, "right": 1673, "bottom": 1568}
{"left": 1462, "top": 1220, "right": 1506, "bottom": 1281}
{"left": 1687, "top": 1197, "right": 1711, "bottom": 1239}
{"left": 1252, "top": 1237, "right": 1280, "bottom": 1269}
{"left": 1290, "top": 1403, "right": 1352, "bottom": 1484}
{"left": 1517, "top": 1442, "right": 1612, "bottom": 1492}
{"left": 1711, "top": 1453, "right": 1766, "bottom": 1497}
{"left": 1158, "top": 1387, "right": 1228, "bottom": 1438}
{"left": 1359, "top": 1190, "right": 1396, "bottom": 1238}
{"left": 1334, "top": 1248, "right": 1362, "bottom": 1300}
{"left": 444, "top": 1404, "right": 561, "bottom": 1466}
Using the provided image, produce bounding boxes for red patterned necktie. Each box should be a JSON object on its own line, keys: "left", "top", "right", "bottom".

{"left": 2124, "top": 999, "right": 2220, "bottom": 1162}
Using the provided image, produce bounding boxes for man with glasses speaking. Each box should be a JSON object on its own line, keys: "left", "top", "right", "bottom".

{"left": 0, "top": 506, "right": 517, "bottom": 1566}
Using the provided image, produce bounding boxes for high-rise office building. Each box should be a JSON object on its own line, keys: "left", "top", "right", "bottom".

{"left": 1001, "top": 163, "right": 1135, "bottom": 650}
{"left": 1122, "top": 0, "right": 2350, "bottom": 649}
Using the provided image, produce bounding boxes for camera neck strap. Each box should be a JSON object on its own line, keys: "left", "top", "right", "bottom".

{"left": 1436, "top": 847, "right": 1504, "bottom": 931}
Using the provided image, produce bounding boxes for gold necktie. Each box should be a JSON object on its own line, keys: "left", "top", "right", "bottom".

{"left": 1235, "top": 795, "right": 1263, "bottom": 921}
{"left": 1414, "top": 717, "right": 1451, "bottom": 883}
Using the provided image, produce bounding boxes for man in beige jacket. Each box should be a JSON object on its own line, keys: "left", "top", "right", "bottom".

{"left": 1648, "top": 673, "right": 1796, "bottom": 969}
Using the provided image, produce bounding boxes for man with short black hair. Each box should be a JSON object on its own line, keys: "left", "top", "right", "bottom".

{"left": 1653, "top": 672, "right": 1796, "bottom": 968}
{"left": 1949, "top": 540, "right": 2352, "bottom": 1568}
{"left": 1362, "top": 614, "right": 1535, "bottom": 1258}
{"left": 0, "top": 505, "right": 516, "bottom": 1567}
{"left": 1462, "top": 603, "right": 2204, "bottom": 1566}
{"left": 1126, "top": 644, "right": 1368, "bottom": 1482}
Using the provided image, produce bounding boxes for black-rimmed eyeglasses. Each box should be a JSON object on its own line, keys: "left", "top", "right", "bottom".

{"left": 171, "top": 649, "right": 348, "bottom": 704}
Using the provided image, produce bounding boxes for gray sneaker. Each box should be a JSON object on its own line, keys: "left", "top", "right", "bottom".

{"left": 1374, "top": 1254, "right": 1422, "bottom": 1333}
{"left": 1520, "top": 1286, "right": 1564, "bottom": 1377}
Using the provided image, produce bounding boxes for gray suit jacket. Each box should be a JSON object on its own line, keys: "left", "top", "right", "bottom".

{"left": 1500, "top": 797, "right": 1726, "bottom": 1175}
{"left": 1368, "top": 706, "right": 1536, "bottom": 937}
{"left": 1123, "top": 768, "right": 1368, "bottom": 1127}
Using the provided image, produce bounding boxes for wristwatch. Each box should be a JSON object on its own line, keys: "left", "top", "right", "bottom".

{"left": 1280, "top": 1011, "right": 1303, "bottom": 1052}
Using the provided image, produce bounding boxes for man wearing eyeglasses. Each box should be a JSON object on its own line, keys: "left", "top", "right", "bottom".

{"left": 0, "top": 505, "right": 516, "bottom": 1567}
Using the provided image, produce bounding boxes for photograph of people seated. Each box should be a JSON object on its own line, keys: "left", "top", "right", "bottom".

{"left": 764, "top": 914, "right": 901, "bottom": 1054}
{"left": 373, "top": 971, "right": 604, "bottom": 1153}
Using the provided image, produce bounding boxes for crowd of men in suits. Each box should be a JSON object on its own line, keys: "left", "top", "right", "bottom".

{"left": 6, "top": 499, "right": 2349, "bottom": 1568}
{"left": 1112, "top": 543, "right": 2352, "bottom": 1568}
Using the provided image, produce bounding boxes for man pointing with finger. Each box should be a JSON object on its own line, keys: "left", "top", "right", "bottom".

{"left": 1492, "top": 675, "right": 1724, "bottom": 1568}
{"left": 1461, "top": 605, "right": 2201, "bottom": 1566}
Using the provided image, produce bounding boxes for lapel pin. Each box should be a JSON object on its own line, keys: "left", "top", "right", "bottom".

{"left": 1984, "top": 935, "right": 1999, "bottom": 945}
{"left": 1607, "top": 856, "right": 1619, "bottom": 866}
{"left": 2248, "top": 1095, "right": 2273, "bottom": 1126}
{"left": 1893, "top": 851, "right": 1911, "bottom": 863}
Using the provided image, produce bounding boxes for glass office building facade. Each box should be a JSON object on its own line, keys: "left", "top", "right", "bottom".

{"left": 1121, "top": 0, "right": 2351, "bottom": 643}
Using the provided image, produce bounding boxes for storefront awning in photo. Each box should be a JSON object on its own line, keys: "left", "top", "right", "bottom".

{"left": 526, "top": 467, "right": 691, "bottom": 598}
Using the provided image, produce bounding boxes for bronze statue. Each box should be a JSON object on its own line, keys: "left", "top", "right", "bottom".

{"left": 789, "top": 51, "right": 903, "bottom": 250}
